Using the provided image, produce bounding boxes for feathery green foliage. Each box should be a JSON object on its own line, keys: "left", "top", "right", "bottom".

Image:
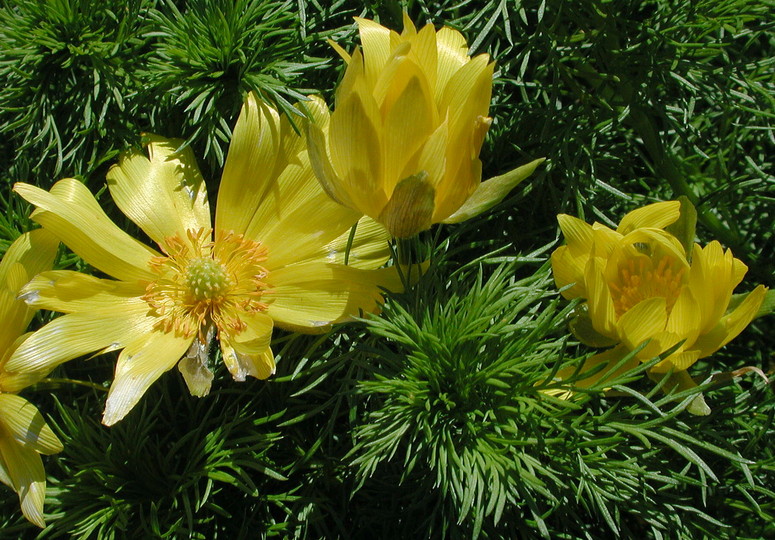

{"left": 0, "top": 0, "right": 772, "bottom": 538}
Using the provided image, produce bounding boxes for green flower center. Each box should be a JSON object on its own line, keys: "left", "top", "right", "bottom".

{"left": 185, "top": 257, "right": 231, "bottom": 301}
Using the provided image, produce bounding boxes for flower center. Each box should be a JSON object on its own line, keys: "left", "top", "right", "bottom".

{"left": 143, "top": 228, "right": 269, "bottom": 339}
{"left": 185, "top": 257, "right": 231, "bottom": 301}
{"left": 609, "top": 255, "right": 685, "bottom": 317}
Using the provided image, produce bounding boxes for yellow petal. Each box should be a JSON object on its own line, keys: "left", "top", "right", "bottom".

{"left": 616, "top": 200, "right": 681, "bottom": 235}
{"left": 266, "top": 262, "right": 402, "bottom": 332}
{"left": 0, "top": 394, "right": 63, "bottom": 455}
{"left": 408, "top": 22, "right": 438, "bottom": 92}
{"left": 689, "top": 241, "right": 744, "bottom": 334}
{"left": 650, "top": 350, "right": 701, "bottom": 373}
{"left": 305, "top": 120, "right": 355, "bottom": 209}
{"left": 220, "top": 339, "right": 275, "bottom": 381}
{"left": 0, "top": 230, "right": 58, "bottom": 296}
{"left": 241, "top": 150, "right": 362, "bottom": 269}
{"left": 434, "top": 25, "right": 470, "bottom": 102}
{"left": 14, "top": 180, "right": 158, "bottom": 282}
{"left": 107, "top": 136, "right": 210, "bottom": 251}
{"left": 0, "top": 333, "right": 51, "bottom": 393}
{"left": 692, "top": 284, "right": 767, "bottom": 358}
{"left": 616, "top": 297, "right": 668, "bottom": 355}
{"left": 355, "top": 16, "right": 392, "bottom": 88}
{"left": 442, "top": 158, "right": 545, "bottom": 224}
{"left": 584, "top": 258, "right": 618, "bottom": 338}
{"left": 322, "top": 217, "right": 391, "bottom": 270}
{"left": 557, "top": 214, "right": 594, "bottom": 253}
{"left": 329, "top": 89, "right": 386, "bottom": 217}
{"left": 5, "top": 298, "right": 156, "bottom": 374}
{"left": 551, "top": 247, "right": 587, "bottom": 300}
{"left": 0, "top": 437, "right": 47, "bottom": 527}
{"left": 383, "top": 70, "right": 436, "bottom": 192}
{"left": 224, "top": 312, "right": 274, "bottom": 356}
{"left": 378, "top": 171, "right": 436, "bottom": 238}
{"left": 215, "top": 92, "right": 282, "bottom": 236}
{"left": 665, "top": 287, "right": 701, "bottom": 349}
{"left": 440, "top": 54, "right": 493, "bottom": 133}
{"left": 102, "top": 330, "right": 193, "bottom": 426}
{"left": 19, "top": 270, "right": 146, "bottom": 314}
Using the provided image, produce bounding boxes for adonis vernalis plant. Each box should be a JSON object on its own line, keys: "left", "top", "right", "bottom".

{"left": 8, "top": 93, "right": 402, "bottom": 426}
{"left": 0, "top": 230, "right": 62, "bottom": 527}
{"left": 306, "top": 13, "right": 544, "bottom": 238}
{"left": 550, "top": 199, "right": 768, "bottom": 409}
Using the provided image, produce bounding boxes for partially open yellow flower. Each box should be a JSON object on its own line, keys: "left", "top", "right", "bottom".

{"left": 0, "top": 230, "right": 63, "bottom": 527}
{"left": 9, "top": 93, "right": 401, "bottom": 426}
{"left": 550, "top": 200, "right": 767, "bottom": 389}
{"left": 307, "top": 14, "right": 544, "bottom": 238}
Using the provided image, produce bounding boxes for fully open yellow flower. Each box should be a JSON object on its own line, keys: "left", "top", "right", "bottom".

{"left": 551, "top": 201, "right": 767, "bottom": 388}
{"left": 0, "top": 230, "right": 63, "bottom": 527}
{"left": 306, "top": 14, "right": 544, "bottom": 238}
{"left": 9, "top": 93, "right": 401, "bottom": 426}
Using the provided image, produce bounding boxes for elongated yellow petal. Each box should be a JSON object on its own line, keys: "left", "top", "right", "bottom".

{"left": 14, "top": 180, "right": 158, "bottom": 282}
{"left": 689, "top": 242, "right": 744, "bottom": 334}
{"left": 0, "top": 230, "right": 58, "bottom": 295}
{"left": 355, "top": 16, "right": 392, "bottom": 88}
{"left": 0, "top": 231, "right": 58, "bottom": 349}
{"left": 0, "top": 333, "right": 50, "bottom": 392}
{"left": 408, "top": 23, "right": 438, "bottom": 93}
{"left": 0, "top": 437, "right": 46, "bottom": 527}
{"left": 650, "top": 350, "right": 702, "bottom": 373}
{"left": 551, "top": 247, "right": 588, "bottom": 300}
{"left": 383, "top": 70, "right": 436, "bottom": 192}
{"left": 440, "top": 54, "right": 492, "bottom": 133}
{"left": 557, "top": 214, "right": 594, "bottom": 253}
{"left": 585, "top": 258, "right": 617, "bottom": 338}
{"left": 107, "top": 136, "right": 210, "bottom": 251}
{"left": 306, "top": 121, "right": 354, "bottom": 209}
{"left": 665, "top": 287, "right": 701, "bottom": 349}
{"left": 223, "top": 312, "right": 274, "bottom": 356}
{"left": 616, "top": 297, "right": 668, "bottom": 356}
{"left": 5, "top": 299, "right": 156, "bottom": 374}
{"left": 267, "top": 262, "right": 402, "bottom": 332}
{"left": 242, "top": 151, "right": 362, "bottom": 269}
{"left": 322, "top": 217, "right": 391, "bottom": 270}
{"left": 616, "top": 201, "right": 681, "bottom": 235}
{"left": 0, "top": 394, "right": 62, "bottom": 455}
{"left": 329, "top": 89, "right": 386, "bottom": 217}
{"left": 443, "top": 158, "right": 545, "bottom": 224}
{"left": 20, "top": 271, "right": 146, "bottom": 314}
{"left": 434, "top": 26, "right": 470, "bottom": 102}
{"left": 215, "top": 92, "right": 282, "bottom": 236}
{"left": 102, "top": 330, "right": 193, "bottom": 426}
{"left": 220, "top": 339, "right": 275, "bottom": 381}
{"left": 692, "top": 284, "right": 767, "bottom": 358}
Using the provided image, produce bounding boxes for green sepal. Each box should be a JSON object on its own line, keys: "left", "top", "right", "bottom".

{"left": 442, "top": 158, "right": 545, "bottom": 224}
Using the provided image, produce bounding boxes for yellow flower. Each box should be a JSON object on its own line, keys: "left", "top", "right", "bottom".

{"left": 306, "top": 14, "right": 544, "bottom": 238}
{"left": 9, "top": 93, "right": 401, "bottom": 426}
{"left": 550, "top": 201, "right": 767, "bottom": 388}
{"left": 0, "top": 230, "right": 63, "bottom": 528}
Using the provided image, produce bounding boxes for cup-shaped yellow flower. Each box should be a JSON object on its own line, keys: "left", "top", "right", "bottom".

{"left": 306, "top": 14, "right": 544, "bottom": 238}
{"left": 551, "top": 200, "right": 767, "bottom": 385}
{"left": 8, "top": 93, "right": 401, "bottom": 426}
{"left": 0, "top": 229, "right": 63, "bottom": 528}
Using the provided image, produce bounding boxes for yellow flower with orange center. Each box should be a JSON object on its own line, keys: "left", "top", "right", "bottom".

{"left": 8, "top": 93, "right": 402, "bottom": 426}
{"left": 306, "top": 14, "right": 544, "bottom": 238}
{"left": 550, "top": 200, "right": 767, "bottom": 397}
{"left": 0, "top": 230, "right": 62, "bottom": 527}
